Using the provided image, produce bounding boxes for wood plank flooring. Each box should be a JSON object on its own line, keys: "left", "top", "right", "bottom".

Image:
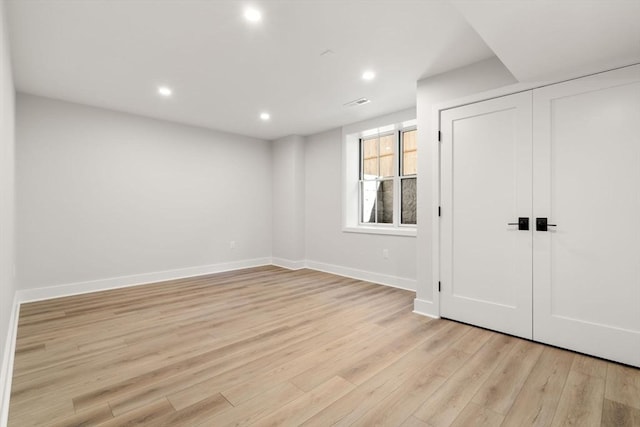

{"left": 8, "top": 266, "right": 640, "bottom": 426}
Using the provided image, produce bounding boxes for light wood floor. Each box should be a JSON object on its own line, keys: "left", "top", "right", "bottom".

{"left": 8, "top": 266, "right": 640, "bottom": 426}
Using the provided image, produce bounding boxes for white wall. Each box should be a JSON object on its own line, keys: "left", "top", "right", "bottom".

{"left": 272, "top": 135, "right": 305, "bottom": 267}
{"left": 305, "top": 128, "right": 417, "bottom": 290}
{"left": 414, "top": 57, "right": 517, "bottom": 315}
{"left": 16, "top": 94, "right": 273, "bottom": 290}
{"left": 0, "top": 0, "right": 17, "bottom": 420}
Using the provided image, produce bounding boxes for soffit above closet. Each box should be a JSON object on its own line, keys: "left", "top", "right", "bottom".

{"left": 452, "top": 0, "right": 640, "bottom": 82}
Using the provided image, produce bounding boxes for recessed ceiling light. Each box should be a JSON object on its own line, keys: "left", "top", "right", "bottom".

{"left": 157, "top": 86, "right": 172, "bottom": 97}
{"left": 244, "top": 8, "right": 262, "bottom": 22}
{"left": 362, "top": 71, "right": 376, "bottom": 81}
{"left": 260, "top": 112, "right": 270, "bottom": 121}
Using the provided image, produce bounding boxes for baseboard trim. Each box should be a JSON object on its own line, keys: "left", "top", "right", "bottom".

{"left": 1, "top": 257, "right": 416, "bottom": 425}
{"left": 17, "top": 257, "right": 272, "bottom": 304}
{"left": 271, "top": 258, "right": 306, "bottom": 270}
{"left": 0, "top": 293, "right": 20, "bottom": 427}
{"left": 413, "top": 298, "right": 439, "bottom": 318}
{"left": 15, "top": 256, "right": 417, "bottom": 304}
{"left": 304, "top": 260, "right": 416, "bottom": 291}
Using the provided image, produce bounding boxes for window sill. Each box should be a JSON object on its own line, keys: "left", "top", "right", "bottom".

{"left": 342, "top": 226, "right": 417, "bottom": 237}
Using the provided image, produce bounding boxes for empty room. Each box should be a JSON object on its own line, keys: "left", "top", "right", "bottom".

{"left": 0, "top": 0, "right": 639, "bottom": 426}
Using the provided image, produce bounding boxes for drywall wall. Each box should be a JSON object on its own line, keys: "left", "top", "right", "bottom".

{"left": 16, "top": 94, "right": 272, "bottom": 290}
{"left": 0, "top": 0, "right": 17, "bottom": 419}
{"left": 272, "top": 135, "right": 305, "bottom": 267}
{"left": 415, "top": 57, "right": 517, "bottom": 315}
{"left": 305, "top": 127, "right": 417, "bottom": 290}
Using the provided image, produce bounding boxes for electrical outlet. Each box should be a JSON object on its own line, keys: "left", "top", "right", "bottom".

{"left": 230, "top": 241, "right": 236, "bottom": 249}
{"left": 382, "top": 249, "right": 389, "bottom": 259}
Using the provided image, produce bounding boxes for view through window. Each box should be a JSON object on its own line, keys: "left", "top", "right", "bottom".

{"left": 360, "top": 128, "right": 416, "bottom": 226}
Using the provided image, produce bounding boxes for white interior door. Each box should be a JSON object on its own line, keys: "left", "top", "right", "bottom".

{"left": 440, "top": 91, "right": 533, "bottom": 339}
{"left": 533, "top": 65, "right": 640, "bottom": 367}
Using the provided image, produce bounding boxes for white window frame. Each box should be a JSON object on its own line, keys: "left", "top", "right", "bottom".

{"left": 342, "top": 108, "right": 417, "bottom": 237}
{"left": 399, "top": 126, "right": 417, "bottom": 226}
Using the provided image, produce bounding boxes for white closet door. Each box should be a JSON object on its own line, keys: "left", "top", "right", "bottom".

{"left": 440, "top": 91, "right": 533, "bottom": 339}
{"left": 533, "top": 65, "right": 640, "bottom": 367}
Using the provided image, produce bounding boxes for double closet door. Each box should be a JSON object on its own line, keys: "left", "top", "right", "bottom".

{"left": 440, "top": 65, "right": 640, "bottom": 367}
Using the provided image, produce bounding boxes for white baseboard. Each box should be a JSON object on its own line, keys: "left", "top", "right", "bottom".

{"left": 16, "top": 256, "right": 417, "bottom": 305}
{"left": 2, "top": 257, "right": 272, "bottom": 426}
{"left": 413, "top": 298, "right": 439, "bottom": 318}
{"left": 271, "top": 257, "right": 306, "bottom": 270}
{"left": 17, "top": 257, "right": 272, "bottom": 304}
{"left": 1, "top": 257, "right": 416, "bottom": 425}
{"left": 304, "top": 260, "right": 416, "bottom": 291}
{"left": 0, "top": 293, "right": 19, "bottom": 427}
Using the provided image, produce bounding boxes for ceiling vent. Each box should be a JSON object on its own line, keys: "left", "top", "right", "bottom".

{"left": 343, "top": 97, "right": 371, "bottom": 107}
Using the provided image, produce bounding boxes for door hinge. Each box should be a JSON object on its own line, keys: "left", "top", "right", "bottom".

{"left": 438, "top": 130, "right": 441, "bottom": 142}
{"left": 438, "top": 206, "right": 441, "bottom": 217}
{"left": 438, "top": 281, "right": 441, "bottom": 292}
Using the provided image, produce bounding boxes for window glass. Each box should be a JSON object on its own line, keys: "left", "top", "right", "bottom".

{"left": 377, "top": 180, "right": 393, "bottom": 223}
{"left": 401, "top": 177, "right": 417, "bottom": 224}
{"left": 361, "top": 181, "right": 378, "bottom": 223}
{"left": 379, "top": 134, "right": 395, "bottom": 178}
{"left": 362, "top": 136, "right": 379, "bottom": 178}
{"left": 402, "top": 129, "right": 417, "bottom": 176}
{"left": 357, "top": 127, "right": 416, "bottom": 228}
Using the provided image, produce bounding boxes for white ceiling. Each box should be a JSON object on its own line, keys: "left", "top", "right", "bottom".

{"left": 6, "top": 0, "right": 494, "bottom": 140}
{"left": 6, "top": 1, "right": 640, "bottom": 140}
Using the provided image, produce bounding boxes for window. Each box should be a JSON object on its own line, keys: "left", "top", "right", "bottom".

{"left": 358, "top": 127, "right": 417, "bottom": 228}
{"left": 342, "top": 110, "right": 416, "bottom": 236}
{"left": 360, "top": 133, "right": 395, "bottom": 224}
{"left": 400, "top": 129, "right": 417, "bottom": 225}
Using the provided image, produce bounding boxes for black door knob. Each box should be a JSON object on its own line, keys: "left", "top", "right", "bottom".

{"left": 536, "top": 217, "right": 557, "bottom": 231}
{"left": 508, "top": 217, "right": 529, "bottom": 231}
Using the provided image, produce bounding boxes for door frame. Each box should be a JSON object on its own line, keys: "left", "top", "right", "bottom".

{"left": 422, "top": 63, "right": 640, "bottom": 319}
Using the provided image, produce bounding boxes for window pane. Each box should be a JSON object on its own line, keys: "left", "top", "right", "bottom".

{"left": 361, "top": 180, "right": 377, "bottom": 223}
{"left": 402, "top": 129, "right": 417, "bottom": 176}
{"left": 363, "top": 158, "right": 378, "bottom": 178}
{"left": 379, "top": 134, "right": 395, "bottom": 177}
{"left": 362, "top": 137, "right": 378, "bottom": 178}
{"left": 401, "top": 177, "right": 417, "bottom": 224}
{"left": 357, "top": 127, "right": 417, "bottom": 228}
{"left": 377, "top": 180, "right": 394, "bottom": 224}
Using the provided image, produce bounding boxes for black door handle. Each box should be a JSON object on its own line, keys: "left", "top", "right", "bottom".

{"left": 508, "top": 217, "right": 529, "bottom": 231}
{"left": 536, "top": 217, "right": 557, "bottom": 231}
